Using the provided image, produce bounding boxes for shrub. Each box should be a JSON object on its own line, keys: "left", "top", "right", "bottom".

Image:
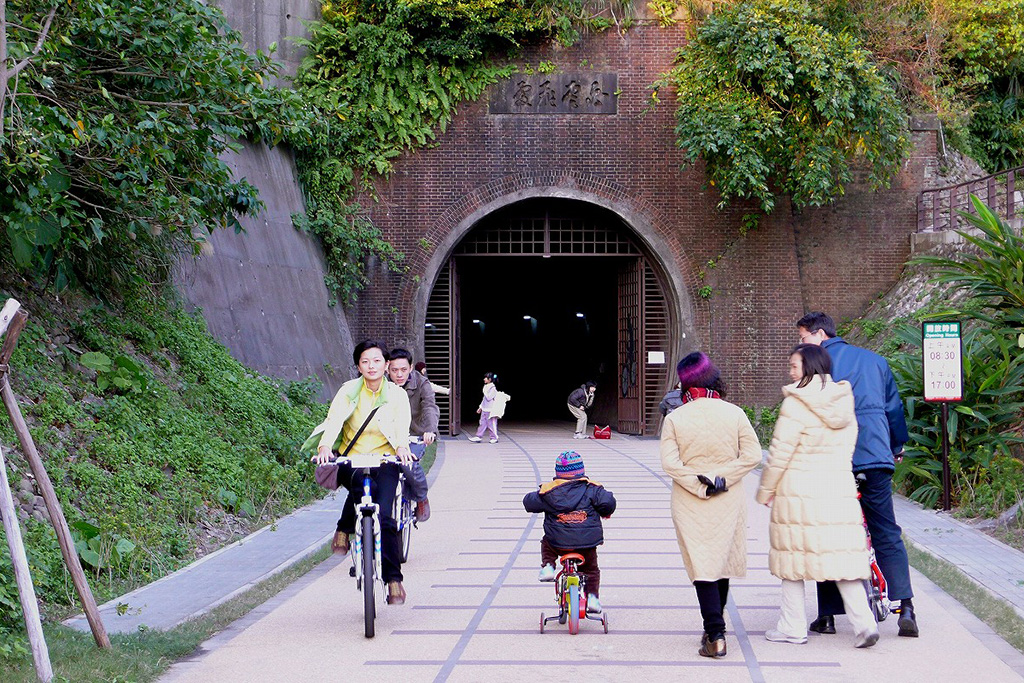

{"left": 891, "top": 197, "right": 1024, "bottom": 510}
{"left": 658, "top": 0, "right": 908, "bottom": 212}
{"left": 891, "top": 322, "right": 1024, "bottom": 508}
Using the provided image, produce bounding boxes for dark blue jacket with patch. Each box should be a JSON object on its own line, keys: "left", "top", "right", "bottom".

{"left": 523, "top": 478, "right": 616, "bottom": 549}
{"left": 822, "top": 336, "right": 909, "bottom": 472}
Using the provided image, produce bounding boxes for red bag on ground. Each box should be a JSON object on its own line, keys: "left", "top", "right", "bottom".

{"left": 593, "top": 425, "right": 611, "bottom": 440}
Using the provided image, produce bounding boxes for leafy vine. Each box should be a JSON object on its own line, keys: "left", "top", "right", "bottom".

{"left": 289, "top": 0, "right": 635, "bottom": 305}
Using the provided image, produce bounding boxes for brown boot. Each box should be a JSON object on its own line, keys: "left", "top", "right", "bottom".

{"left": 416, "top": 498, "right": 431, "bottom": 522}
{"left": 386, "top": 581, "right": 406, "bottom": 605}
{"left": 698, "top": 633, "right": 727, "bottom": 658}
{"left": 331, "top": 531, "right": 349, "bottom": 555}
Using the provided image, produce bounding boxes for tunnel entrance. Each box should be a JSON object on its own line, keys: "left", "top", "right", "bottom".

{"left": 424, "top": 198, "right": 675, "bottom": 436}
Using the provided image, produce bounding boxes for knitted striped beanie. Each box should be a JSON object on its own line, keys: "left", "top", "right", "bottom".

{"left": 555, "top": 451, "right": 586, "bottom": 479}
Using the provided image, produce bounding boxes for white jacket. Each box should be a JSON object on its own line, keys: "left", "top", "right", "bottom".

{"left": 756, "top": 376, "right": 869, "bottom": 581}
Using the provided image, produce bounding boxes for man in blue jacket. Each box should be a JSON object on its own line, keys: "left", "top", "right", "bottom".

{"left": 797, "top": 312, "right": 918, "bottom": 638}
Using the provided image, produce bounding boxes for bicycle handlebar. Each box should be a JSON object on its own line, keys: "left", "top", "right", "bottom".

{"left": 322, "top": 453, "right": 416, "bottom": 468}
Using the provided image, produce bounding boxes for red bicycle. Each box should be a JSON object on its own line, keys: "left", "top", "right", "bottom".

{"left": 857, "top": 473, "right": 891, "bottom": 622}
{"left": 539, "top": 553, "right": 609, "bottom": 635}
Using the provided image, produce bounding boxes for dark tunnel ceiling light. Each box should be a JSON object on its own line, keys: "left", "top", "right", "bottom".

{"left": 576, "top": 312, "right": 585, "bottom": 318}
{"left": 523, "top": 315, "right": 532, "bottom": 320}
{"left": 472, "top": 319, "right": 481, "bottom": 324}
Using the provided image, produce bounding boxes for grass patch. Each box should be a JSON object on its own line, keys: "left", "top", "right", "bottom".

{"left": 0, "top": 545, "right": 332, "bottom": 682}
{"left": 0, "top": 279, "right": 328, "bottom": 658}
{"left": 420, "top": 441, "right": 438, "bottom": 475}
{"left": 907, "top": 539, "right": 1024, "bottom": 655}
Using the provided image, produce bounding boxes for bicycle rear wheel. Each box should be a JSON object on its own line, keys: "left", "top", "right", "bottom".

{"left": 568, "top": 584, "right": 580, "bottom": 635}
{"left": 362, "top": 515, "right": 375, "bottom": 638}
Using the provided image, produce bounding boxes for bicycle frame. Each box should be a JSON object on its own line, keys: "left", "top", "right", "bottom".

{"left": 352, "top": 467, "right": 383, "bottom": 592}
{"left": 540, "top": 554, "right": 608, "bottom": 634}
{"left": 857, "top": 473, "right": 891, "bottom": 621}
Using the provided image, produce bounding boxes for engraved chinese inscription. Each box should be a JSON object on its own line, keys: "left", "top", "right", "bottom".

{"left": 490, "top": 73, "right": 617, "bottom": 114}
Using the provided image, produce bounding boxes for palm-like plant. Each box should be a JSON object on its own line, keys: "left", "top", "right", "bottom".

{"left": 891, "top": 195, "right": 1024, "bottom": 508}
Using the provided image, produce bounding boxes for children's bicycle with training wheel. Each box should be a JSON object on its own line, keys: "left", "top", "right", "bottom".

{"left": 857, "top": 473, "right": 892, "bottom": 622}
{"left": 539, "top": 553, "right": 609, "bottom": 635}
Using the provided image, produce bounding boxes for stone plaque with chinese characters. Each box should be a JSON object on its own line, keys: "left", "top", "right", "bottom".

{"left": 489, "top": 74, "right": 617, "bottom": 115}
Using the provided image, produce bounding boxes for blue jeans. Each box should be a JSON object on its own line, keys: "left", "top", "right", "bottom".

{"left": 816, "top": 467, "right": 913, "bottom": 615}
{"left": 336, "top": 462, "right": 403, "bottom": 582}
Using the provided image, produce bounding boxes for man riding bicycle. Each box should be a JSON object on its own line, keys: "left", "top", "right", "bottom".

{"left": 386, "top": 348, "right": 436, "bottom": 522}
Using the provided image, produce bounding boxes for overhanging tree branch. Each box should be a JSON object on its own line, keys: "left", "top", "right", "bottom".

{"left": 1, "top": 3, "right": 59, "bottom": 141}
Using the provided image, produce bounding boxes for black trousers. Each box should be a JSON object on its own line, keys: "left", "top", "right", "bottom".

{"left": 336, "top": 462, "right": 403, "bottom": 583}
{"left": 694, "top": 579, "right": 730, "bottom": 637}
{"left": 816, "top": 467, "right": 913, "bottom": 615}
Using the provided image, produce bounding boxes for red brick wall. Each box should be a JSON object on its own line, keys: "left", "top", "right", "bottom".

{"left": 348, "top": 23, "right": 936, "bottom": 406}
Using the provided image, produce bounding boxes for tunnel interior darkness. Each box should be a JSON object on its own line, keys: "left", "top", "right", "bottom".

{"left": 457, "top": 255, "right": 624, "bottom": 427}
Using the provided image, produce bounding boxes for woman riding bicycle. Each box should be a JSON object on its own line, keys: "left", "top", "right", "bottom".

{"left": 308, "top": 340, "right": 414, "bottom": 605}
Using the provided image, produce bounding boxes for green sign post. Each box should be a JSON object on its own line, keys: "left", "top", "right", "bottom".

{"left": 922, "top": 321, "right": 963, "bottom": 511}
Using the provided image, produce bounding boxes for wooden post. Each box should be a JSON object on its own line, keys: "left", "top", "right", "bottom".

{"left": 0, "top": 443, "right": 52, "bottom": 681}
{"left": 0, "top": 300, "right": 53, "bottom": 682}
{"left": 0, "top": 303, "right": 111, "bottom": 649}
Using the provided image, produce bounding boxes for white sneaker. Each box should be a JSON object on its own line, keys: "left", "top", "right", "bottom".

{"left": 855, "top": 628, "right": 880, "bottom": 648}
{"left": 489, "top": 438, "right": 498, "bottom": 443}
{"left": 538, "top": 564, "right": 555, "bottom": 582}
{"left": 765, "top": 628, "right": 807, "bottom": 645}
{"left": 586, "top": 594, "right": 602, "bottom": 613}
{"left": 468, "top": 436, "right": 482, "bottom": 442}
{"left": 573, "top": 432, "right": 583, "bottom": 439}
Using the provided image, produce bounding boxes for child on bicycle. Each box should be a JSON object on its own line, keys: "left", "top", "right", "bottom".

{"left": 523, "top": 450, "right": 616, "bottom": 613}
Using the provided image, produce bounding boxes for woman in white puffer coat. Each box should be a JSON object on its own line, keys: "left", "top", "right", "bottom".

{"left": 756, "top": 344, "right": 880, "bottom": 649}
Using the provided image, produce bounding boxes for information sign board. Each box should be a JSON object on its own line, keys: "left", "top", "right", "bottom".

{"left": 922, "top": 321, "right": 963, "bottom": 402}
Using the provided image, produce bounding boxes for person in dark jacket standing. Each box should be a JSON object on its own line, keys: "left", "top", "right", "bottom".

{"left": 567, "top": 382, "right": 597, "bottom": 439}
{"left": 523, "top": 451, "right": 616, "bottom": 613}
{"left": 796, "top": 312, "right": 918, "bottom": 637}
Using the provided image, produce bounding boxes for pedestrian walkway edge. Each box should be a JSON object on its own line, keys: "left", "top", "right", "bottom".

{"left": 63, "top": 441, "right": 446, "bottom": 631}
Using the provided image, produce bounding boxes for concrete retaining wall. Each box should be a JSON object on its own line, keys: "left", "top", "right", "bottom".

{"left": 175, "top": 0, "right": 355, "bottom": 398}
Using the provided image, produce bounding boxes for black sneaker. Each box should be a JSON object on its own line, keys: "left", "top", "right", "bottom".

{"left": 809, "top": 615, "right": 836, "bottom": 634}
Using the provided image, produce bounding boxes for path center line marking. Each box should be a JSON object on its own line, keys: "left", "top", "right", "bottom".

{"left": 431, "top": 433, "right": 540, "bottom": 683}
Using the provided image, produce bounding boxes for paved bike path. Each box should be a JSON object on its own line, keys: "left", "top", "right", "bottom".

{"left": 160, "top": 425, "right": 1024, "bottom": 682}
{"left": 64, "top": 452, "right": 447, "bottom": 635}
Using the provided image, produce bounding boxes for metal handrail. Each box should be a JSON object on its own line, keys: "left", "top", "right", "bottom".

{"left": 917, "top": 165, "right": 1024, "bottom": 232}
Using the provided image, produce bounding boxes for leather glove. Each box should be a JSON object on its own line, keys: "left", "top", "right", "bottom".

{"left": 697, "top": 474, "right": 728, "bottom": 496}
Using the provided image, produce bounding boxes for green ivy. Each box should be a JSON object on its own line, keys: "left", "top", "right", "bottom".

{"left": 658, "top": 0, "right": 909, "bottom": 212}
{"left": 289, "top": 0, "right": 633, "bottom": 305}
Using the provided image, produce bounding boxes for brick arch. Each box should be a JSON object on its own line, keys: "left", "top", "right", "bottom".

{"left": 406, "top": 171, "right": 698, "bottom": 360}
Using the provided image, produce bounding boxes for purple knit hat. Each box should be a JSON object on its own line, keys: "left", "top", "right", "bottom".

{"left": 555, "top": 451, "right": 586, "bottom": 479}
{"left": 677, "top": 352, "right": 721, "bottom": 392}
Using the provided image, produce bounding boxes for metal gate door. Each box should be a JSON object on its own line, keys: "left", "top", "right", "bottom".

{"left": 425, "top": 259, "right": 460, "bottom": 435}
{"left": 642, "top": 260, "right": 672, "bottom": 436}
{"left": 617, "top": 258, "right": 643, "bottom": 434}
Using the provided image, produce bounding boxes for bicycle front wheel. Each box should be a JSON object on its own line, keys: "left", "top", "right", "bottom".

{"left": 362, "top": 515, "right": 375, "bottom": 638}
{"left": 568, "top": 584, "right": 580, "bottom": 635}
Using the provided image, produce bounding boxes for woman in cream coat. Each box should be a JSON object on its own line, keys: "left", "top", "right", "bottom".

{"left": 661, "top": 352, "right": 762, "bottom": 659}
{"left": 756, "top": 343, "right": 879, "bottom": 648}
